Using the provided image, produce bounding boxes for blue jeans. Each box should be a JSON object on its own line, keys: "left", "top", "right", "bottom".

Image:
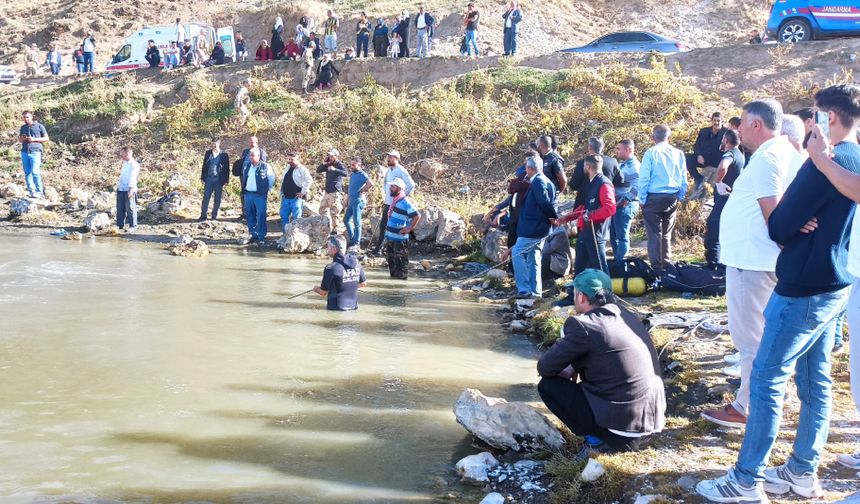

{"left": 83, "top": 51, "right": 94, "bottom": 72}
{"left": 280, "top": 197, "right": 303, "bottom": 229}
{"left": 245, "top": 193, "right": 269, "bottom": 240}
{"left": 464, "top": 30, "right": 478, "bottom": 56}
{"left": 356, "top": 34, "right": 369, "bottom": 57}
{"left": 344, "top": 198, "right": 366, "bottom": 247}
{"left": 503, "top": 28, "right": 517, "bottom": 55}
{"left": 49, "top": 63, "right": 60, "bottom": 75}
{"left": 734, "top": 288, "right": 848, "bottom": 486}
{"left": 76, "top": 63, "right": 85, "bottom": 73}
{"left": 164, "top": 53, "right": 179, "bottom": 68}
{"left": 511, "top": 235, "right": 546, "bottom": 296}
{"left": 610, "top": 200, "right": 639, "bottom": 264}
{"left": 834, "top": 309, "right": 846, "bottom": 349}
{"left": 21, "top": 151, "right": 43, "bottom": 196}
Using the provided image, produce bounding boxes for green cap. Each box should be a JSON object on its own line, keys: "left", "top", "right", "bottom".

{"left": 573, "top": 268, "right": 612, "bottom": 298}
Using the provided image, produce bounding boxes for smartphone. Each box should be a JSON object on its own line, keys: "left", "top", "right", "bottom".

{"left": 816, "top": 110, "right": 830, "bottom": 142}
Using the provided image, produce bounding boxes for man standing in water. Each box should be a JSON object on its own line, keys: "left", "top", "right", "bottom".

{"left": 384, "top": 178, "right": 421, "bottom": 280}
{"left": 314, "top": 235, "right": 367, "bottom": 311}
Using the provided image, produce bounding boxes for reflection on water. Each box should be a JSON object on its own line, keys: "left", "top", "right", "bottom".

{"left": 0, "top": 236, "right": 540, "bottom": 503}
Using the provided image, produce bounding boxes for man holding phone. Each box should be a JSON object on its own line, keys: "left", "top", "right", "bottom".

{"left": 18, "top": 111, "right": 50, "bottom": 199}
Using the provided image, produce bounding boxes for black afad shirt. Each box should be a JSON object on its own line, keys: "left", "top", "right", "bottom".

{"left": 321, "top": 253, "right": 366, "bottom": 310}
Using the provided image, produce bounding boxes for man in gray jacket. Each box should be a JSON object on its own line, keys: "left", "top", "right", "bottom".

{"left": 537, "top": 269, "right": 666, "bottom": 452}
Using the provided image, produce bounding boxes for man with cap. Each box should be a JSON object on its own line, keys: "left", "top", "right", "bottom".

{"left": 384, "top": 178, "right": 421, "bottom": 279}
{"left": 537, "top": 268, "right": 666, "bottom": 452}
{"left": 371, "top": 150, "right": 416, "bottom": 255}
{"left": 317, "top": 148, "right": 349, "bottom": 232}
{"left": 313, "top": 235, "right": 368, "bottom": 310}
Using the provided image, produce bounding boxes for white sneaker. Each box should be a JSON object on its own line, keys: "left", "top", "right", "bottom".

{"left": 837, "top": 451, "right": 860, "bottom": 469}
{"left": 724, "top": 352, "right": 741, "bottom": 364}
{"left": 696, "top": 470, "right": 769, "bottom": 503}
{"left": 721, "top": 363, "right": 742, "bottom": 378}
{"left": 763, "top": 463, "right": 823, "bottom": 499}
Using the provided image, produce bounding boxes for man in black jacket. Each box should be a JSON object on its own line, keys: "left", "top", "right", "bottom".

{"left": 569, "top": 136, "right": 624, "bottom": 210}
{"left": 200, "top": 139, "right": 230, "bottom": 221}
{"left": 537, "top": 135, "right": 567, "bottom": 192}
{"left": 690, "top": 112, "right": 727, "bottom": 197}
{"left": 207, "top": 41, "right": 225, "bottom": 66}
{"left": 537, "top": 269, "right": 666, "bottom": 452}
{"left": 145, "top": 40, "right": 161, "bottom": 68}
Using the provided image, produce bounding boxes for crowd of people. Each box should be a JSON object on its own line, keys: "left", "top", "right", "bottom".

{"left": 14, "top": 22, "right": 860, "bottom": 497}
{"left": 478, "top": 84, "right": 860, "bottom": 503}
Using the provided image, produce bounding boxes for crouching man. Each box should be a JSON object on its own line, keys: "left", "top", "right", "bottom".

{"left": 537, "top": 269, "right": 666, "bottom": 452}
{"left": 313, "top": 235, "right": 367, "bottom": 311}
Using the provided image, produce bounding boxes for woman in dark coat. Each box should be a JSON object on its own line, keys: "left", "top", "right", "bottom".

{"left": 270, "top": 28, "right": 285, "bottom": 59}
{"left": 315, "top": 54, "right": 339, "bottom": 90}
{"left": 372, "top": 18, "right": 389, "bottom": 57}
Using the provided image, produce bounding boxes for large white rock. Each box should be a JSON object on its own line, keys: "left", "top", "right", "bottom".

{"left": 169, "top": 239, "right": 210, "bottom": 258}
{"left": 633, "top": 495, "right": 666, "bottom": 504}
{"left": 453, "top": 388, "right": 565, "bottom": 452}
{"left": 43, "top": 186, "right": 60, "bottom": 203}
{"left": 83, "top": 211, "right": 112, "bottom": 232}
{"left": 480, "top": 492, "right": 506, "bottom": 504}
{"left": 454, "top": 452, "right": 498, "bottom": 485}
{"left": 482, "top": 228, "right": 508, "bottom": 264}
{"left": 1, "top": 184, "right": 26, "bottom": 199}
{"left": 281, "top": 215, "right": 331, "bottom": 253}
{"left": 414, "top": 205, "right": 466, "bottom": 246}
{"left": 87, "top": 191, "right": 114, "bottom": 211}
{"left": 168, "top": 234, "right": 194, "bottom": 247}
{"left": 64, "top": 188, "right": 90, "bottom": 204}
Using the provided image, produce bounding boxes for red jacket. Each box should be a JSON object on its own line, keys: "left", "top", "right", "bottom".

{"left": 558, "top": 175, "right": 616, "bottom": 231}
{"left": 255, "top": 46, "right": 273, "bottom": 60}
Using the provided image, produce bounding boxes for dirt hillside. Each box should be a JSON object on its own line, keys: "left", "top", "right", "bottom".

{"left": 0, "top": 0, "right": 772, "bottom": 72}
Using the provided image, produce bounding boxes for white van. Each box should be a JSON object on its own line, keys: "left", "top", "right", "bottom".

{"left": 106, "top": 22, "right": 235, "bottom": 72}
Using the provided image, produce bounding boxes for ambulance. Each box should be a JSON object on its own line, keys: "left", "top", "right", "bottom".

{"left": 106, "top": 22, "right": 235, "bottom": 72}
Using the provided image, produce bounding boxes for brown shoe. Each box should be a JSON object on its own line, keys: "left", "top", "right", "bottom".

{"left": 700, "top": 403, "right": 747, "bottom": 429}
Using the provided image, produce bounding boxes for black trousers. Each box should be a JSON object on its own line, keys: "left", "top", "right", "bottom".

{"left": 538, "top": 376, "right": 643, "bottom": 452}
{"left": 704, "top": 192, "right": 728, "bottom": 266}
{"left": 386, "top": 240, "right": 410, "bottom": 279}
{"left": 372, "top": 204, "right": 390, "bottom": 253}
{"left": 574, "top": 223, "right": 608, "bottom": 275}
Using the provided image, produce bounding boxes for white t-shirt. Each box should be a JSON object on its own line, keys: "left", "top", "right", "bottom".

{"left": 847, "top": 206, "right": 860, "bottom": 278}
{"left": 417, "top": 13, "right": 427, "bottom": 29}
{"left": 719, "top": 135, "right": 800, "bottom": 271}
{"left": 83, "top": 38, "right": 95, "bottom": 52}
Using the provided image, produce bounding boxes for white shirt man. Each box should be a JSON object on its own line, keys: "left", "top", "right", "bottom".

{"left": 700, "top": 99, "right": 800, "bottom": 429}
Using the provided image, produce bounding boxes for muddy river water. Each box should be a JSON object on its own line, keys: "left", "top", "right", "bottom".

{"left": 0, "top": 235, "right": 540, "bottom": 503}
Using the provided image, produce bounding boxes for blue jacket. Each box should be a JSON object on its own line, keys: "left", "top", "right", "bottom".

{"left": 517, "top": 172, "right": 558, "bottom": 239}
{"left": 768, "top": 142, "right": 860, "bottom": 297}
{"left": 502, "top": 8, "right": 523, "bottom": 32}
{"left": 241, "top": 162, "right": 275, "bottom": 196}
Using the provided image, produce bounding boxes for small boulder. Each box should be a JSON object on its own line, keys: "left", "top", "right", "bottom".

{"left": 301, "top": 200, "right": 321, "bottom": 218}
{"left": 163, "top": 172, "right": 191, "bottom": 192}
{"left": 514, "top": 298, "right": 536, "bottom": 313}
{"left": 43, "top": 186, "right": 60, "bottom": 203}
{"left": 453, "top": 388, "right": 565, "bottom": 452}
{"left": 62, "top": 231, "right": 83, "bottom": 241}
{"left": 1, "top": 184, "right": 26, "bottom": 199}
{"left": 146, "top": 192, "right": 185, "bottom": 219}
{"left": 633, "top": 494, "right": 666, "bottom": 504}
{"left": 87, "top": 191, "right": 114, "bottom": 211}
{"left": 169, "top": 239, "right": 210, "bottom": 258}
{"left": 454, "top": 452, "right": 498, "bottom": 485}
{"left": 435, "top": 209, "right": 466, "bottom": 247}
{"left": 510, "top": 320, "right": 529, "bottom": 332}
{"left": 414, "top": 206, "right": 445, "bottom": 241}
{"left": 482, "top": 229, "right": 508, "bottom": 264}
{"left": 168, "top": 234, "right": 194, "bottom": 247}
{"left": 580, "top": 459, "right": 605, "bottom": 482}
{"left": 65, "top": 188, "right": 90, "bottom": 204}
{"left": 9, "top": 198, "right": 33, "bottom": 216}
{"left": 486, "top": 268, "right": 507, "bottom": 280}
{"left": 420, "top": 259, "right": 432, "bottom": 270}
{"left": 417, "top": 159, "right": 447, "bottom": 181}
{"left": 83, "top": 211, "right": 112, "bottom": 232}
{"left": 480, "top": 492, "right": 505, "bottom": 504}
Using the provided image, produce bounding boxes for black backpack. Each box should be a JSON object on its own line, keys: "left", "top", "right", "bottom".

{"left": 609, "top": 257, "right": 657, "bottom": 285}
{"left": 660, "top": 262, "right": 726, "bottom": 297}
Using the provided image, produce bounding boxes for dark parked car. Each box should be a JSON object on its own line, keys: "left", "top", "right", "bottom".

{"left": 559, "top": 31, "right": 690, "bottom": 54}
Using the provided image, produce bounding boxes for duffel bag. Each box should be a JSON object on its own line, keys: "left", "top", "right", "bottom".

{"left": 660, "top": 262, "right": 726, "bottom": 297}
